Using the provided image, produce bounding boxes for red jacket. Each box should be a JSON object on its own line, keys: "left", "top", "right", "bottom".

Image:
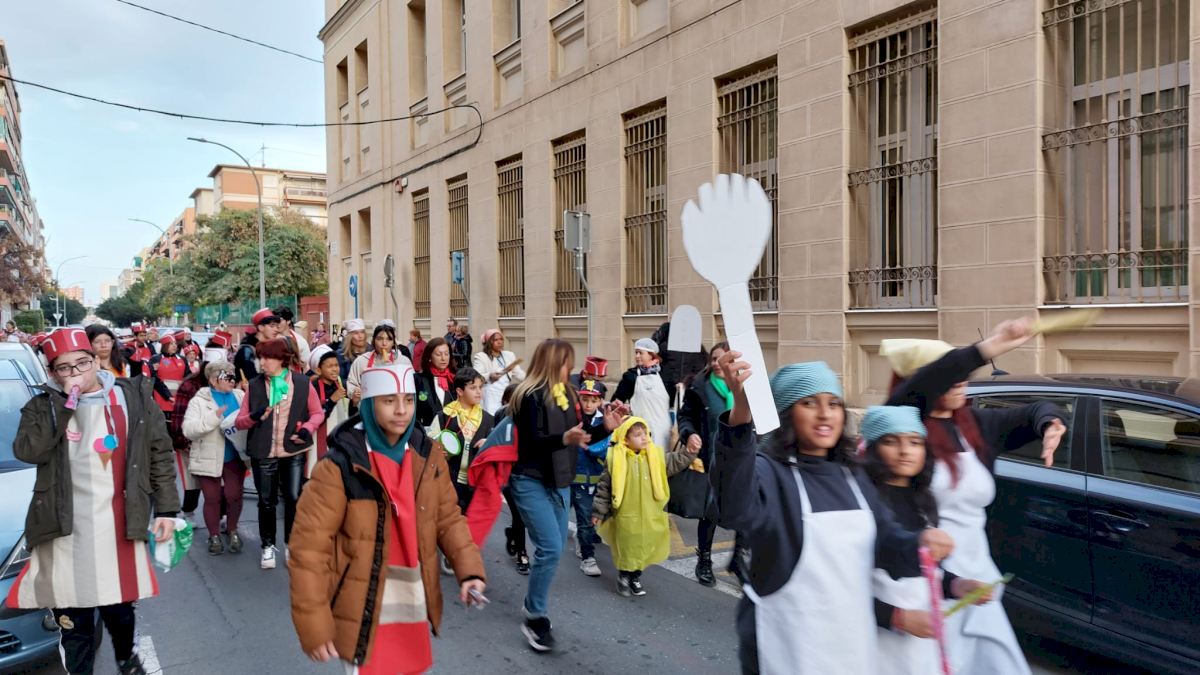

{"left": 465, "top": 416, "right": 518, "bottom": 546}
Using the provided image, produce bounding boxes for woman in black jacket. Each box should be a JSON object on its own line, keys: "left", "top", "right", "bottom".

{"left": 508, "top": 339, "right": 620, "bottom": 653}
{"left": 415, "top": 337, "right": 458, "bottom": 427}
{"left": 676, "top": 341, "right": 749, "bottom": 586}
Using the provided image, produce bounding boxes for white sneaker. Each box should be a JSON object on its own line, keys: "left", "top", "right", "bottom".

{"left": 440, "top": 555, "right": 454, "bottom": 576}
{"left": 260, "top": 545, "right": 277, "bottom": 570}
{"left": 580, "top": 557, "right": 601, "bottom": 577}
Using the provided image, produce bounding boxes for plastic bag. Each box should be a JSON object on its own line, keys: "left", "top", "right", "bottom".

{"left": 148, "top": 518, "right": 194, "bottom": 572}
{"left": 220, "top": 411, "right": 249, "bottom": 461}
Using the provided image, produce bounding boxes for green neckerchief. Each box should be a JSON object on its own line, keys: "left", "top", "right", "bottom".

{"left": 267, "top": 372, "right": 290, "bottom": 407}
{"left": 360, "top": 400, "right": 416, "bottom": 464}
{"left": 709, "top": 372, "right": 735, "bottom": 412}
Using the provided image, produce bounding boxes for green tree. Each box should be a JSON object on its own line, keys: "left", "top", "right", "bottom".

{"left": 95, "top": 293, "right": 150, "bottom": 327}
{"left": 13, "top": 309, "right": 44, "bottom": 334}
{"left": 0, "top": 232, "right": 46, "bottom": 308}
{"left": 40, "top": 289, "right": 86, "bottom": 326}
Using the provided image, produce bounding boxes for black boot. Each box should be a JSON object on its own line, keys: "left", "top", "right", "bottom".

{"left": 118, "top": 654, "right": 147, "bottom": 675}
{"left": 695, "top": 549, "right": 716, "bottom": 587}
{"left": 727, "top": 545, "right": 750, "bottom": 585}
{"left": 505, "top": 527, "right": 518, "bottom": 557}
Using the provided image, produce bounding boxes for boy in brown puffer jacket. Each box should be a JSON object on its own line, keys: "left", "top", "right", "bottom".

{"left": 289, "top": 362, "right": 487, "bottom": 673}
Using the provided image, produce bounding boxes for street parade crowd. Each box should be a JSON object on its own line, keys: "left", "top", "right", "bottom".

{"left": 4, "top": 306, "right": 1069, "bottom": 675}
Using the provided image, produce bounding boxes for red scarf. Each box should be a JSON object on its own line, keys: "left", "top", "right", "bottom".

{"left": 429, "top": 366, "right": 453, "bottom": 393}
{"left": 364, "top": 451, "right": 433, "bottom": 675}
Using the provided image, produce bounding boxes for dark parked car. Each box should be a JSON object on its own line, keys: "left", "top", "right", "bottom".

{"left": 0, "top": 359, "right": 59, "bottom": 670}
{"left": 968, "top": 375, "right": 1200, "bottom": 675}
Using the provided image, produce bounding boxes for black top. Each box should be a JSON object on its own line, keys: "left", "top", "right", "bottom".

{"left": 513, "top": 389, "right": 580, "bottom": 489}
{"left": 415, "top": 371, "right": 458, "bottom": 428}
{"left": 870, "top": 482, "right": 958, "bottom": 630}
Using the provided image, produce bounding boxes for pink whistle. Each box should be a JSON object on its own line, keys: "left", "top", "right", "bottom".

{"left": 65, "top": 385, "right": 81, "bottom": 411}
{"left": 919, "top": 546, "right": 952, "bottom": 675}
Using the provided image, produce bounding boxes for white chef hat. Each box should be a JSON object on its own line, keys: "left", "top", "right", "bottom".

{"left": 308, "top": 344, "right": 336, "bottom": 373}
{"left": 203, "top": 348, "right": 228, "bottom": 364}
{"left": 634, "top": 337, "right": 660, "bottom": 354}
{"left": 360, "top": 363, "right": 417, "bottom": 400}
{"left": 345, "top": 318, "right": 365, "bottom": 332}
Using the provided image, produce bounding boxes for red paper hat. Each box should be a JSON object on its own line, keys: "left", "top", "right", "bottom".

{"left": 159, "top": 334, "right": 176, "bottom": 345}
{"left": 183, "top": 343, "right": 201, "bottom": 356}
{"left": 252, "top": 308, "right": 279, "bottom": 326}
{"left": 31, "top": 333, "right": 48, "bottom": 347}
{"left": 582, "top": 356, "right": 608, "bottom": 379}
{"left": 244, "top": 324, "right": 258, "bottom": 336}
{"left": 211, "top": 330, "right": 233, "bottom": 348}
{"left": 42, "top": 328, "right": 93, "bottom": 365}
{"left": 131, "top": 323, "right": 147, "bottom": 334}
{"left": 179, "top": 329, "right": 191, "bottom": 339}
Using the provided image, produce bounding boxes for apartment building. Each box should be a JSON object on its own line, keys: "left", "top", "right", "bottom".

{"left": 319, "top": 0, "right": 1197, "bottom": 403}
{"left": 0, "top": 39, "right": 47, "bottom": 321}
{"left": 147, "top": 207, "right": 196, "bottom": 263}
{"left": 62, "top": 286, "right": 84, "bottom": 304}
{"left": 208, "top": 164, "right": 329, "bottom": 228}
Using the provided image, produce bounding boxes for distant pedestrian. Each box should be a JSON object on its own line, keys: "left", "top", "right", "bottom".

{"left": 8, "top": 328, "right": 179, "bottom": 675}
{"left": 337, "top": 318, "right": 368, "bottom": 384}
{"left": 453, "top": 324, "right": 474, "bottom": 365}
{"left": 235, "top": 338, "right": 325, "bottom": 570}
{"left": 310, "top": 322, "right": 328, "bottom": 348}
{"left": 234, "top": 308, "right": 283, "bottom": 385}
{"left": 87, "top": 324, "right": 130, "bottom": 378}
{"left": 182, "top": 360, "right": 247, "bottom": 557}
{"left": 275, "top": 305, "right": 311, "bottom": 366}
{"left": 473, "top": 329, "right": 525, "bottom": 416}
{"left": 308, "top": 345, "right": 349, "bottom": 473}
{"left": 408, "top": 328, "right": 427, "bottom": 372}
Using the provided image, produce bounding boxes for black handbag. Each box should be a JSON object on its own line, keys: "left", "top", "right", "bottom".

{"left": 667, "top": 467, "right": 711, "bottom": 519}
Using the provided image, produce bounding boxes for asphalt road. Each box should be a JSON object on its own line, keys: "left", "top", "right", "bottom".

{"left": 18, "top": 488, "right": 1153, "bottom": 675}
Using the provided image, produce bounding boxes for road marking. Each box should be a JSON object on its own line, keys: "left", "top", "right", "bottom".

{"left": 657, "top": 550, "right": 743, "bottom": 599}
{"left": 138, "top": 634, "right": 163, "bottom": 674}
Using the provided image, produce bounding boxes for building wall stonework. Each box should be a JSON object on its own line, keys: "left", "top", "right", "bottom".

{"left": 321, "top": 0, "right": 1199, "bottom": 403}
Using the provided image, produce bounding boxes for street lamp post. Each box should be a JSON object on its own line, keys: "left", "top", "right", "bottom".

{"left": 187, "top": 137, "right": 266, "bottom": 307}
{"left": 54, "top": 255, "right": 86, "bottom": 327}
{"left": 128, "top": 218, "right": 174, "bottom": 276}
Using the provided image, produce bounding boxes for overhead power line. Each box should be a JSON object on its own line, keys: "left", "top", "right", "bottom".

{"left": 114, "top": 0, "right": 323, "bottom": 64}
{"left": 0, "top": 72, "right": 481, "bottom": 130}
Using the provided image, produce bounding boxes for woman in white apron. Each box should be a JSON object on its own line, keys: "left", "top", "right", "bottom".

{"left": 612, "top": 338, "right": 674, "bottom": 450}
{"left": 710, "top": 355, "right": 954, "bottom": 675}
{"left": 861, "top": 406, "right": 999, "bottom": 675}
{"left": 882, "top": 318, "right": 1068, "bottom": 675}
{"left": 473, "top": 328, "right": 526, "bottom": 416}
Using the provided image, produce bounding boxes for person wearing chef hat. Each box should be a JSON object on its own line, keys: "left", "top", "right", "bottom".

{"left": 337, "top": 318, "right": 369, "bottom": 396}
{"left": 289, "top": 362, "right": 487, "bottom": 673}
{"left": 8, "top": 328, "right": 179, "bottom": 675}
{"left": 611, "top": 338, "right": 676, "bottom": 457}
{"left": 307, "top": 344, "right": 349, "bottom": 475}
{"left": 882, "top": 319, "right": 1066, "bottom": 675}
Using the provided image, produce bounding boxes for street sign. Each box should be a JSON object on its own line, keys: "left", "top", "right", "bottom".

{"left": 348, "top": 274, "right": 359, "bottom": 298}
{"left": 564, "top": 211, "right": 591, "bottom": 253}
{"left": 52, "top": 312, "right": 62, "bottom": 322}
{"left": 173, "top": 304, "right": 192, "bottom": 313}
{"left": 451, "top": 251, "right": 465, "bottom": 285}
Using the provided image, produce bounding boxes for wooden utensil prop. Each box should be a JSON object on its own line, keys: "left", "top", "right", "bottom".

{"left": 503, "top": 359, "right": 524, "bottom": 374}
{"left": 942, "top": 574, "right": 1014, "bottom": 618}
{"left": 1032, "top": 308, "right": 1102, "bottom": 335}
{"left": 919, "top": 547, "right": 952, "bottom": 675}
{"left": 682, "top": 174, "right": 780, "bottom": 433}
{"left": 668, "top": 305, "right": 702, "bottom": 353}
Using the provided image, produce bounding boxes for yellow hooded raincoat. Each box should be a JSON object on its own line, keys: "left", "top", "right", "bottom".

{"left": 596, "top": 417, "right": 673, "bottom": 571}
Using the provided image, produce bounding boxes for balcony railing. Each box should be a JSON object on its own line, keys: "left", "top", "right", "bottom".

{"left": 285, "top": 187, "right": 327, "bottom": 199}
{"left": 849, "top": 265, "right": 937, "bottom": 309}
{"left": 1043, "top": 250, "right": 1188, "bottom": 304}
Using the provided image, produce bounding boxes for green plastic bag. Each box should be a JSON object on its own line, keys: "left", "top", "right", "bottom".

{"left": 149, "top": 518, "right": 194, "bottom": 572}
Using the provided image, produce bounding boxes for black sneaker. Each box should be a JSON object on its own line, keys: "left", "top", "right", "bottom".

{"left": 516, "top": 552, "right": 530, "bottom": 576}
{"left": 504, "top": 527, "right": 518, "bottom": 557}
{"left": 117, "top": 655, "right": 147, "bottom": 675}
{"left": 629, "top": 575, "right": 646, "bottom": 597}
{"left": 522, "top": 617, "right": 555, "bottom": 653}
{"left": 616, "top": 573, "right": 632, "bottom": 597}
{"left": 695, "top": 549, "right": 716, "bottom": 587}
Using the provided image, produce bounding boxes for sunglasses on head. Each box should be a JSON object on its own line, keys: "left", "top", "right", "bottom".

{"left": 216, "top": 373, "right": 237, "bottom": 382}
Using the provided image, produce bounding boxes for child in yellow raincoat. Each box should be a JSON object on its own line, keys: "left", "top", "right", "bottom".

{"left": 591, "top": 417, "right": 697, "bottom": 597}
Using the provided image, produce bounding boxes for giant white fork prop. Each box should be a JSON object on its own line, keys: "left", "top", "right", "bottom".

{"left": 682, "top": 174, "right": 780, "bottom": 434}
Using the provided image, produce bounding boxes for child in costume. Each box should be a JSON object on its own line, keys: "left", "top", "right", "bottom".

{"left": 289, "top": 362, "right": 486, "bottom": 674}
{"left": 860, "top": 406, "right": 996, "bottom": 675}
{"left": 591, "top": 417, "right": 695, "bottom": 596}
{"left": 572, "top": 377, "right": 611, "bottom": 577}
{"left": 435, "top": 367, "right": 495, "bottom": 513}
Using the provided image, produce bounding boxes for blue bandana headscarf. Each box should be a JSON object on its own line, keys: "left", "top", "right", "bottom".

{"left": 860, "top": 406, "right": 927, "bottom": 444}
{"left": 769, "top": 362, "right": 844, "bottom": 413}
{"left": 360, "top": 399, "right": 417, "bottom": 464}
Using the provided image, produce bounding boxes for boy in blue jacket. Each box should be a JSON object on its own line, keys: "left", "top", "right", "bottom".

{"left": 573, "top": 378, "right": 611, "bottom": 577}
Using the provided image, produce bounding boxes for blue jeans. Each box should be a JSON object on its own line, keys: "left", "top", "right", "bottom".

{"left": 570, "top": 484, "right": 599, "bottom": 560}
{"left": 510, "top": 474, "right": 569, "bottom": 619}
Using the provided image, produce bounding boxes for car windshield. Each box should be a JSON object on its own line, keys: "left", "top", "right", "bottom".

{"left": 0, "top": 380, "right": 32, "bottom": 470}
{"left": 0, "top": 347, "right": 44, "bottom": 384}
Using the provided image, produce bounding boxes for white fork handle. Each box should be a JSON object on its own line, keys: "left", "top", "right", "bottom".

{"left": 718, "top": 283, "right": 780, "bottom": 434}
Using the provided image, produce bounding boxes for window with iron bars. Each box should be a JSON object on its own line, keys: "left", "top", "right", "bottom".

{"left": 447, "top": 176, "right": 469, "bottom": 319}
{"left": 718, "top": 61, "right": 778, "bottom": 311}
{"left": 623, "top": 102, "right": 667, "bottom": 315}
{"left": 497, "top": 156, "right": 525, "bottom": 317}
{"left": 847, "top": 10, "right": 938, "bottom": 309}
{"left": 413, "top": 190, "right": 431, "bottom": 319}
{"left": 553, "top": 132, "right": 587, "bottom": 316}
{"left": 1042, "top": 0, "right": 1189, "bottom": 304}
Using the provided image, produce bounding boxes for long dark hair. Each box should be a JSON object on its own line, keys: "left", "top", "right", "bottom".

{"left": 888, "top": 372, "right": 989, "bottom": 487}
{"left": 863, "top": 435, "right": 939, "bottom": 527}
{"left": 372, "top": 325, "right": 397, "bottom": 355}
{"left": 698, "top": 341, "right": 731, "bottom": 382}
{"left": 85, "top": 324, "right": 127, "bottom": 375}
{"left": 764, "top": 404, "right": 856, "bottom": 467}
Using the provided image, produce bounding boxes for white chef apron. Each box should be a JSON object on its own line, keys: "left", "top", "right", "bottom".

{"left": 630, "top": 372, "right": 671, "bottom": 450}
{"left": 873, "top": 568, "right": 941, "bottom": 675}
{"left": 743, "top": 466, "right": 878, "bottom": 674}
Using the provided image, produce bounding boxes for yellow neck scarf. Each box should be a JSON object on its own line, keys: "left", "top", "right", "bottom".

{"left": 551, "top": 382, "right": 570, "bottom": 410}
{"left": 607, "top": 417, "right": 667, "bottom": 510}
{"left": 443, "top": 400, "right": 483, "bottom": 442}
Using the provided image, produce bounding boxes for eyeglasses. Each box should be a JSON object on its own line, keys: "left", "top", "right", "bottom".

{"left": 53, "top": 358, "right": 95, "bottom": 377}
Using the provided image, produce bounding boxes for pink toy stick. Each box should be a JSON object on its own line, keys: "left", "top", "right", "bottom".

{"left": 65, "top": 385, "right": 81, "bottom": 411}
{"left": 919, "top": 546, "right": 952, "bottom": 675}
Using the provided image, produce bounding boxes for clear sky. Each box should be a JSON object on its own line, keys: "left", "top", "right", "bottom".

{"left": 4, "top": 0, "right": 328, "bottom": 306}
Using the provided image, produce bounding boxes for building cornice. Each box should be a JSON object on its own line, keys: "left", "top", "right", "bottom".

{"left": 318, "top": 0, "right": 367, "bottom": 43}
